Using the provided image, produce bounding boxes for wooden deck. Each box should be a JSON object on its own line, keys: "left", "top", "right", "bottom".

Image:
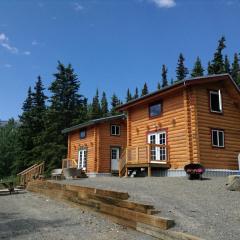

{"left": 119, "top": 144, "right": 170, "bottom": 177}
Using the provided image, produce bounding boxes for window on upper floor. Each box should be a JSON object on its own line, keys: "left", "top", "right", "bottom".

{"left": 210, "top": 90, "right": 222, "bottom": 113}
{"left": 79, "top": 129, "right": 86, "bottom": 139}
{"left": 149, "top": 101, "right": 162, "bottom": 118}
{"left": 212, "top": 129, "right": 224, "bottom": 148}
{"left": 111, "top": 125, "right": 120, "bottom": 136}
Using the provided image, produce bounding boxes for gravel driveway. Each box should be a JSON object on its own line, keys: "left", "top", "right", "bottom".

{"left": 56, "top": 176, "right": 240, "bottom": 240}
{"left": 0, "top": 191, "right": 155, "bottom": 240}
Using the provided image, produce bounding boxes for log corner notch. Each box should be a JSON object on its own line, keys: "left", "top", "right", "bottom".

{"left": 27, "top": 180, "right": 174, "bottom": 232}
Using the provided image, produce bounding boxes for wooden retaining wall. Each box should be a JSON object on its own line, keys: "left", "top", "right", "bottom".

{"left": 27, "top": 180, "right": 203, "bottom": 240}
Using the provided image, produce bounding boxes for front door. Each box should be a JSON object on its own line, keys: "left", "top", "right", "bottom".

{"left": 78, "top": 149, "right": 87, "bottom": 170}
{"left": 111, "top": 147, "right": 120, "bottom": 171}
{"left": 148, "top": 131, "right": 167, "bottom": 161}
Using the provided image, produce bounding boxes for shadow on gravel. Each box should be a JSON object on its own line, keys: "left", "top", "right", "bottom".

{"left": 0, "top": 214, "right": 76, "bottom": 239}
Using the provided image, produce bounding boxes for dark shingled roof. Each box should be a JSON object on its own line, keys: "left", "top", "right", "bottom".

{"left": 116, "top": 73, "right": 240, "bottom": 110}
{"left": 62, "top": 114, "right": 126, "bottom": 134}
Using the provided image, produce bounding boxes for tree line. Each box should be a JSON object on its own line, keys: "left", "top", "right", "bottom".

{"left": 0, "top": 36, "right": 239, "bottom": 179}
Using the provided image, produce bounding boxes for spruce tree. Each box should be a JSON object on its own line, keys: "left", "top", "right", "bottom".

{"left": 133, "top": 87, "right": 139, "bottom": 99}
{"left": 126, "top": 88, "right": 132, "bottom": 102}
{"left": 224, "top": 55, "right": 231, "bottom": 74}
{"left": 231, "top": 53, "right": 240, "bottom": 85}
{"left": 191, "top": 57, "right": 204, "bottom": 77}
{"left": 101, "top": 91, "right": 108, "bottom": 117}
{"left": 43, "top": 61, "right": 84, "bottom": 170}
{"left": 29, "top": 76, "right": 47, "bottom": 164}
{"left": 17, "top": 87, "right": 35, "bottom": 170}
{"left": 208, "top": 36, "right": 226, "bottom": 74}
{"left": 176, "top": 53, "right": 188, "bottom": 81}
{"left": 157, "top": 82, "right": 161, "bottom": 90}
{"left": 111, "top": 93, "right": 121, "bottom": 115}
{"left": 207, "top": 61, "right": 214, "bottom": 75}
{"left": 161, "top": 64, "right": 168, "bottom": 87}
{"left": 141, "top": 82, "right": 149, "bottom": 96}
{"left": 90, "top": 89, "right": 101, "bottom": 119}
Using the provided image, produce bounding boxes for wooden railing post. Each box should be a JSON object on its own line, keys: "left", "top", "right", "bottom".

{"left": 147, "top": 145, "right": 150, "bottom": 163}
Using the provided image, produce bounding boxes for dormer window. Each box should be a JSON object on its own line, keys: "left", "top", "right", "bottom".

{"left": 111, "top": 125, "right": 120, "bottom": 136}
{"left": 149, "top": 101, "right": 162, "bottom": 118}
{"left": 210, "top": 90, "right": 222, "bottom": 113}
{"left": 80, "top": 129, "right": 86, "bottom": 139}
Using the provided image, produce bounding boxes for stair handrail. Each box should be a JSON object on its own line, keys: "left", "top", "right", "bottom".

{"left": 119, "top": 148, "right": 126, "bottom": 177}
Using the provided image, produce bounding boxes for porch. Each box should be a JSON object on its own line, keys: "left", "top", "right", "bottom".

{"left": 119, "top": 144, "right": 171, "bottom": 177}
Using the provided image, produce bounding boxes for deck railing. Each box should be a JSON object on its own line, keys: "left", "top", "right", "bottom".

{"left": 62, "top": 158, "right": 78, "bottom": 169}
{"left": 17, "top": 162, "right": 45, "bottom": 186}
{"left": 123, "top": 144, "right": 169, "bottom": 165}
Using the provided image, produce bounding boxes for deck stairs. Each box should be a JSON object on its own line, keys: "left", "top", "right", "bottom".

{"left": 17, "top": 162, "right": 45, "bottom": 186}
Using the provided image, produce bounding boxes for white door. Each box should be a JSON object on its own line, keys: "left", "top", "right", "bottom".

{"left": 111, "top": 148, "right": 120, "bottom": 171}
{"left": 78, "top": 149, "right": 87, "bottom": 170}
{"left": 148, "top": 131, "right": 167, "bottom": 161}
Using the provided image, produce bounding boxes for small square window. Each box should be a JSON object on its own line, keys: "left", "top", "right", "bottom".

{"left": 149, "top": 102, "right": 162, "bottom": 118}
{"left": 80, "top": 129, "right": 86, "bottom": 139}
{"left": 210, "top": 90, "right": 222, "bottom": 113}
{"left": 212, "top": 129, "right": 224, "bottom": 148}
{"left": 111, "top": 125, "right": 120, "bottom": 136}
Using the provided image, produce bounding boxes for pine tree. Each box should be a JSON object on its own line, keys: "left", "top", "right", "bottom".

{"left": 28, "top": 76, "right": 48, "bottom": 164}
{"left": 176, "top": 53, "right": 188, "bottom": 81}
{"left": 133, "top": 87, "right": 139, "bottom": 99}
{"left": 161, "top": 64, "right": 168, "bottom": 87}
{"left": 191, "top": 57, "right": 204, "bottom": 77}
{"left": 43, "top": 61, "right": 84, "bottom": 170}
{"left": 126, "top": 88, "right": 132, "bottom": 102}
{"left": 101, "top": 91, "right": 108, "bottom": 117}
{"left": 157, "top": 82, "right": 161, "bottom": 90}
{"left": 170, "top": 78, "right": 174, "bottom": 85}
{"left": 231, "top": 53, "right": 240, "bottom": 85}
{"left": 111, "top": 93, "right": 121, "bottom": 115}
{"left": 17, "top": 87, "right": 35, "bottom": 170}
{"left": 207, "top": 61, "right": 214, "bottom": 75}
{"left": 224, "top": 55, "right": 231, "bottom": 74}
{"left": 90, "top": 89, "right": 101, "bottom": 119}
{"left": 0, "top": 119, "right": 20, "bottom": 177}
{"left": 208, "top": 36, "right": 226, "bottom": 74}
{"left": 141, "top": 82, "right": 149, "bottom": 96}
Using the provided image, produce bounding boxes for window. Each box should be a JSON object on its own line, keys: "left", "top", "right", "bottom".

{"left": 149, "top": 102, "right": 162, "bottom": 118}
{"left": 212, "top": 129, "right": 224, "bottom": 148}
{"left": 210, "top": 90, "right": 222, "bottom": 113}
{"left": 79, "top": 129, "right": 86, "bottom": 139}
{"left": 111, "top": 125, "right": 120, "bottom": 136}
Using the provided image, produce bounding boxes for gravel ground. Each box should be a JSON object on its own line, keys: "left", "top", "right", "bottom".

{"left": 0, "top": 191, "right": 155, "bottom": 240}
{"left": 56, "top": 176, "right": 240, "bottom": 240}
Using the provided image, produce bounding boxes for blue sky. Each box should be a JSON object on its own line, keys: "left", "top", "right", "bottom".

{"left": 0, "top": 0, "right": 240, "bottom": 119}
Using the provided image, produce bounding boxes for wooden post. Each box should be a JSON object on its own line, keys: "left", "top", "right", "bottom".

{"left": 148, "top": 165, "right": 151, "bottom": 177}
{"left": 147, "top": 145, "right": 150, "bottom": 163}
{"left": 125, "top": 167, "right": 128, "bottom": 177}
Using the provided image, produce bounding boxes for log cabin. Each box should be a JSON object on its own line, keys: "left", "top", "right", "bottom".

{"left": 62, "top": 114, "right": 127, "bottom": 177}
{"left": 117, "top": 74, "right": 240, "bottom": 177}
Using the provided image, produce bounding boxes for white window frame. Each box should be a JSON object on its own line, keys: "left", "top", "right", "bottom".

{"left": 111, "top": 125, "right": 120, "bottom": 136}
{"left": 210, "top": 90, "right": 222, "bottom": 113}
{"left": 212, "top": 129, "right": 225, "bottom": 148}
{"left": 148, "top": 131, "right": 167, "bottom": 161}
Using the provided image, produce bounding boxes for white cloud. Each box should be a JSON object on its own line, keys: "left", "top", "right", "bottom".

{"left": 32, "top": 40, "right": 39, "bottom": 45}
{"left": 0, "top": 32, "right": 19, "bottom": 54}
{"left": 3, "top": 64, "right": 12, "bottom": 68}
{"left": 73, "top": 2, "right": 84, "bottom": 11}
{"left": 150, "top": 0, "right": 176, "bottom": 8}
{"left": 23, "top": 51, "right": 31, "bottom": 55}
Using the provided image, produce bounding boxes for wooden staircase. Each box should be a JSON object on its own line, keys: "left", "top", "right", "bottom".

{"left": 17, "top": 162, "right": 44, "bottom": 187}
{"left": 119, "top": 149, "right": 126, "bottom": 177}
